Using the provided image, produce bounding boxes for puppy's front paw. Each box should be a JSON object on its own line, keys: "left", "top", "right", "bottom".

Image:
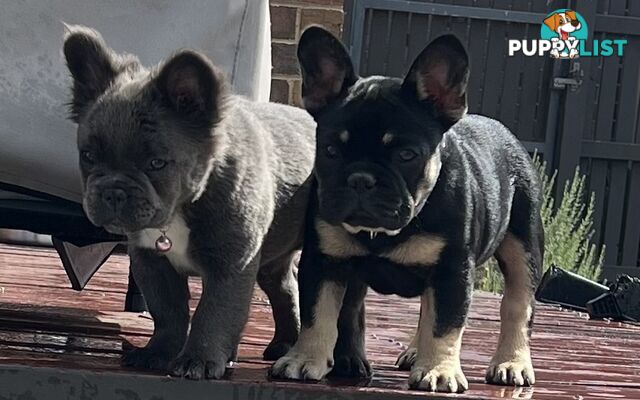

{"left": 263, "top": 339, "right": 294, "bottom": 361}
{"left": 395, "top": 347, "right": 417, "bottom": 371}
{"left": 409, "top": 361, "right": 468, "bottom": 393}
{"left": 170, "top": 352, "right": 227, "bottom": 380}
{"left": 122, "top": 345, "right": 177, "bottom": 371}
{"left": 486, "top": 356, "right": 535, "bottom": 386}
{"left": 270, "top": 352, "right": 333, "bottom": 381}
{"left": 331, "top": 353, "right": 372, "bottom": 378}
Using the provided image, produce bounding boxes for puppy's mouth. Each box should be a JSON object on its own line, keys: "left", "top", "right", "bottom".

{"left": 342, "top": 223, "right": 401, "bottom": 238}
{"left": 93, "top": 212, "right": 168, "bottom": 236}
{"left": 83, "top": 190, "right": 168, "bottom": 235}
{"left": 102, "top": 220, "right": 149, "bottom": 235}
{"left": 103, "top": 217, "right": 169, "bottom": 235}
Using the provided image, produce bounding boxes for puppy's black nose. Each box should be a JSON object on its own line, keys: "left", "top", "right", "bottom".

{"left": 571, "top": 20, "right": 580, "bottom": 27}
{"left": 348, "top": 172, "right": 376, "bottom": 192}
{"left": 101, "top": 188, "right": 128, "bottom": 212}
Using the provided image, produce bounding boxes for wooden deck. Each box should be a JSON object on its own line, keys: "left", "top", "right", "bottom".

{"left": 0, "top": 243, "right": 639, "bottom": 399}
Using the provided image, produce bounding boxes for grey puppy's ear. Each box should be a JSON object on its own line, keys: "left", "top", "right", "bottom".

{"left": 155, "top": 50, "right": 224, "bottom": 128}
{"left": 63, "top": 25, "right": 128, "bottom": 122}
{"left": 403, "top": 34, "right": 470, "bottom": 124}
{"left": 297, "top": 26, "right": 357, "bottom": 117}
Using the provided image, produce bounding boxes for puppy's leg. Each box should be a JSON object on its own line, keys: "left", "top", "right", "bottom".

{"left": 258, "top": 251, "right": 300, "bottom": 360}
{"left": 409, "top": 260, "right": 472, "bottom": 393}
{"left": 270, "top": 280, "right": 345, "bottom": 380}
{"left": 486, "top": 228, "right": 542, "bottom": 386}
{"left": 123, "top": 249, "right": 189, "bottom": 371}
{"left": 396, "top": 308, "right": 420, "bottom": 370}
{"left": 170, "top": 257, "right": 260, "bottom": 380}
{"left": 331, "top": 277, "right": 372, "bottom": 378}
{"left": 271, "top": 250, "right": 347, "bottom": 381}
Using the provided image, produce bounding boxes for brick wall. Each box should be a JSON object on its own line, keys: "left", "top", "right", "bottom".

{"left": 269, "top": 0, "right": 345, "bottom": 106}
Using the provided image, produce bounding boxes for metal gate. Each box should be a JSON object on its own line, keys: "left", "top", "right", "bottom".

{"left": 343, "top": 0, "right": 640, "bottom": 278}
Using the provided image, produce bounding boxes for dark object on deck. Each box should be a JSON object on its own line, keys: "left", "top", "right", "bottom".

{"left": 535, "top": 265, "right": 609, "bottom": 311}
{"left": 587, "top": 275, "right": 640, "bottom": 322}
{"left": 52, "top": 238, "right": 118, "bottom": 290}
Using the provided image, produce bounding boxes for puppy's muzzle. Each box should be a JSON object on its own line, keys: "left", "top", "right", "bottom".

{"left": 339, "top": 168, "right": 411, "bottom": 231}
{"left": 84, "top": 175, "right": 160, "bottom": 232}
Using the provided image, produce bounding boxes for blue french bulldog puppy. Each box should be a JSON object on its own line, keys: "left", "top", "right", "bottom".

{"left": 64, "top": 25, "right": 315, "bottom": 379}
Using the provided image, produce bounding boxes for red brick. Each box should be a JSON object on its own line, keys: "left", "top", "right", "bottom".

{"left": 300, "top": 8, "right": 343, "bottom": 38}
{"left": 270, "top": 6, "right": 297, "bottom": 40}
{"left": 290, "top": 79, "right": 304, "bottom": 108}
{"left": 270, "top": 79, "right": 290, "bottom": 104}
{"left": 272, "top": 43, "right": 300, "bottom": 76}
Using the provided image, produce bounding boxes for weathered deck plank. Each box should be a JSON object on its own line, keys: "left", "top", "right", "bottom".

{"left": 1, "top": 243, "right": 639, "bottom": 399}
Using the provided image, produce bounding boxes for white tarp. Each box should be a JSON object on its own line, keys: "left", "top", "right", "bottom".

{"left": 0, "top": 0, "right": 271, "bottom": 203}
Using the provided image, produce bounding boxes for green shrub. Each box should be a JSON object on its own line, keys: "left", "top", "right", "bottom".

{"left": 474, "top": 155, "right": 605, "bottom": 293}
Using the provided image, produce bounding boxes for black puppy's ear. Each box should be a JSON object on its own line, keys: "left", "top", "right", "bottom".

{"left": 63, "top": 25, "right": 122, "bottom": 122}
{"left": 155, "top": 50, "right": 224, "bottom": 128}
{"left": 297, "top": 26, "right": 357, "bottom": 116}
{"left": 403, "top": 34, "right": 469, "bottom": 124}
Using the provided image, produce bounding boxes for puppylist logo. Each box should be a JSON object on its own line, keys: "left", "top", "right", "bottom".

{"left": 509, "top": 9, "right": 627, "bottom": 58}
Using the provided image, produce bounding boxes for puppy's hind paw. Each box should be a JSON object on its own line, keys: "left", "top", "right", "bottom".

{"left": 485, "top": 357, "right": 535, "bottom": 386}
{"left": 270, "top": 353, "right": 332, "bottom": 381}
{"left": 395, "top": 347, "right": 417, "bottom": 371}
{"left": 170, "top": 353, "right": 228, "bottom": 380}
{"left": 409, "top": 362, "right": 468, "bottom": 393}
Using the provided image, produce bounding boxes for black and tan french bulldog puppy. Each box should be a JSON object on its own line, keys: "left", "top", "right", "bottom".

{"left": 63, "top": 25, "right": 315, "bottom": 379}
{"left": 271, "top": 27, "right": 543, "bottom": 393}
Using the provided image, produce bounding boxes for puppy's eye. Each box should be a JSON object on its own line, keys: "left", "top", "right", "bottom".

{"left": 398, "top": 149, "right": 418, "bottom": 162}
{"left": 81, "top": 151, "right": 96, "bottom": 164}
{"left": 149, "top": 159, "right": 167, "bottom": 170}
{"left": 325, "top": 145, "right": 339, "bottom": 158}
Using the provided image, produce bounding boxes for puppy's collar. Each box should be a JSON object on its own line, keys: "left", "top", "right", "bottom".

{"left": 155, "top": 229, "right": 172, "bottom": 252}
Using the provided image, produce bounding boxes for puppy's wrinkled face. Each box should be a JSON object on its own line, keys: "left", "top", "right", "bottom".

{"left": 313, "top": 77, "right": 445, "bottom": 233}
{"left": 64, "top": 25, "right": 224, "bottom": 234}
{"left": 297, "top": 28, "right": 469, "bottom": 235}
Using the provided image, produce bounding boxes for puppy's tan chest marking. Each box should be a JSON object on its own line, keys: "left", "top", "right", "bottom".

{"left": 380, "top": 234, "right": 446, "bottom": 266}
{"left": 132, "top": 215, "right": 201, "bottom": 276}
{"left": 315, "top": 219, "right": 446, "bottom": 267}
{"left": 316, "top": 219, "right": 369, "bottom": 258}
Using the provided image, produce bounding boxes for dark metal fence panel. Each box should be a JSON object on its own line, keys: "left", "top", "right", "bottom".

{"left": 344, "top": 0, "right": 640, "bottom": 277}
{"left": 562, "top": 0, "right": 640, "bottom": 278}
{"left": 345, "top": 0, "right": 570, "bottom": 153}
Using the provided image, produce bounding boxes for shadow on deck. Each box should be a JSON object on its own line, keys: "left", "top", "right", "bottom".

{"left": 0, "top": 243, "right": 639, "bottom": 399}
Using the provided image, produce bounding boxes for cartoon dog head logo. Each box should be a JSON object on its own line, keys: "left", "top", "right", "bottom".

{"left": 541, "top": 9, "right": 588, "bottom": 58}
{"left": 543, "top": 10, "right": 582, "bottom": 40}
